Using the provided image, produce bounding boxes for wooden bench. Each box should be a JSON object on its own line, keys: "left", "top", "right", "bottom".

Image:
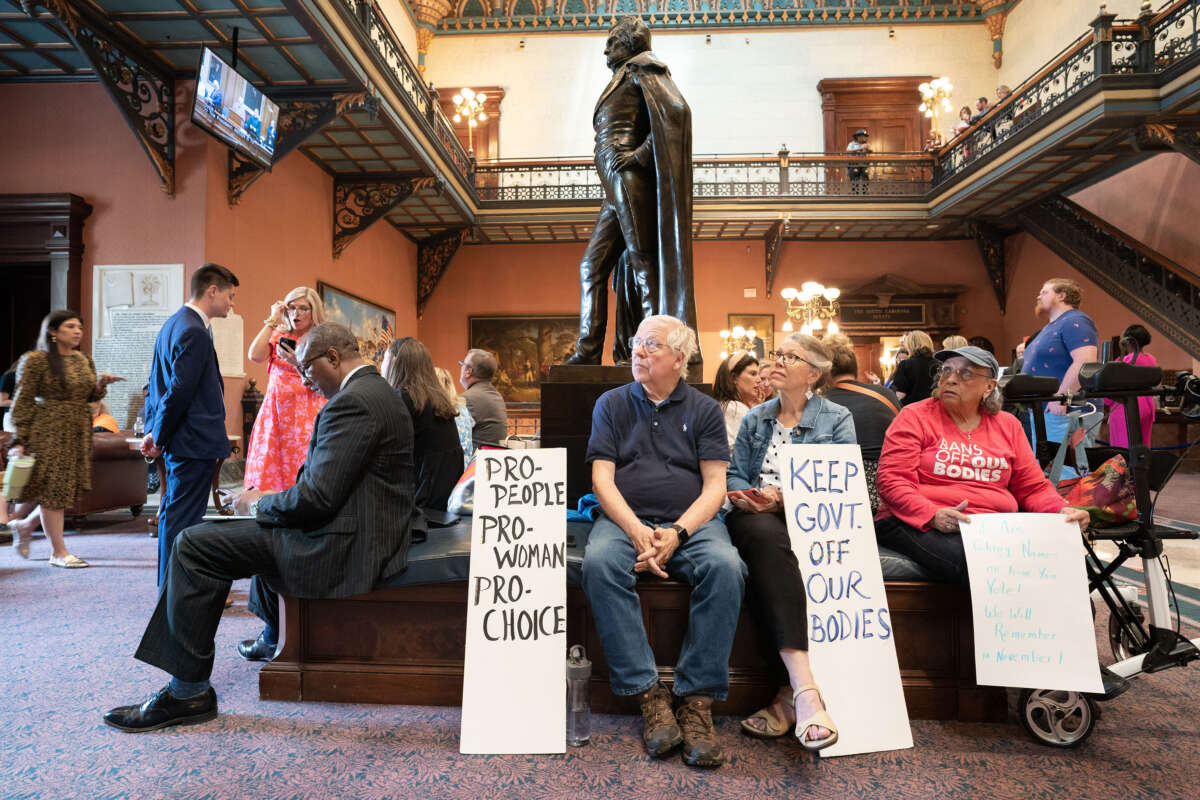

{"left": 258, "top": 522, "right": 1006, "bottom": 722}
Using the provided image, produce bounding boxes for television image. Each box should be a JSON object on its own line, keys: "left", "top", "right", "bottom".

{"left": 191, "top": 47, "right": 280, "bottom": 168}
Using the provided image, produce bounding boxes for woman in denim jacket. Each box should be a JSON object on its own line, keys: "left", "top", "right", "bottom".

{"left": 726, "top": 333, "right": 855, "bottom": 752}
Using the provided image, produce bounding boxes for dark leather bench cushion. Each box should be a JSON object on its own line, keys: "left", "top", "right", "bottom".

{"left": 376, "top": 518, "right": 934, "bottom": 589}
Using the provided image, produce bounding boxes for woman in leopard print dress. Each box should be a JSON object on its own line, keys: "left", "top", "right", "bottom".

{"left": 8, "top": 310, "right": 122, "bottom": 568}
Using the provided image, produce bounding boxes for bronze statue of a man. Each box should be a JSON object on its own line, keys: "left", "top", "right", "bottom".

{"left": 565, "top": 17, "right": 698, "bottom": 365}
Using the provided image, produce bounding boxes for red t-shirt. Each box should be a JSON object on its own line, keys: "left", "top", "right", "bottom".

{"left": 876, "top": 398, "right": 1065, "bottom": 530}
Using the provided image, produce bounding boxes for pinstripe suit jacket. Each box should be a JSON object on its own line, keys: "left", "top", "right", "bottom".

{"left": 255, "top": 365, "right": 416, "bottom": 598}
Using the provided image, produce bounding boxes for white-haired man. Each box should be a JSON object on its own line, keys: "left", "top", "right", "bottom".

{"left": 581, "top": 315, "right": 746, "bottom": 768}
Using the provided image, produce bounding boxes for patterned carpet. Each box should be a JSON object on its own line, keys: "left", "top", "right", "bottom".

{"left": 2, "top": 514, "right": 1198, "bottom": 800}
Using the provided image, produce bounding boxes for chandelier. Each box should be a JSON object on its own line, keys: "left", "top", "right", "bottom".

{"left": 780, "top": 282, "right": 840, "bottom": 336}
{"left": 452, "top": 87, "right": 487, "bottom": 153}
{"left": 718, "top": 325, "right": 757, "bottom": 359}
{"left": 918, "top": 77, "right": 954, "bottom": 145}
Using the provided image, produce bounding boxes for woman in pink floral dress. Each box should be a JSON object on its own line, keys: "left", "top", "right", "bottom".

{"left": 243, "top": 286, "right": 327, "bottom": 491}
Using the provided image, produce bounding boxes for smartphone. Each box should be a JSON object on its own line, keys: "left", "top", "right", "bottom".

{"left": 726, "top": 488, "right": 769, "bottom": 503}
{"left": 279, "top": 336, "right": 297, "bottom": 351}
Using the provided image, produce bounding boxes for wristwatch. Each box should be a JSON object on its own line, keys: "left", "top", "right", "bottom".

{"left": 669, "top": 523, "right": 689, "bottom": 544}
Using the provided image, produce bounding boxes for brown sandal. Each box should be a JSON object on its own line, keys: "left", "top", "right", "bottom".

{"left": 740, "top": 687, "right": 794, "bottom": 739}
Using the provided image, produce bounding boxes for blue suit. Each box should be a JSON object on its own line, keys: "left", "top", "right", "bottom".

{"left": 145, "top": 305, "right": 230, "bottom": 585}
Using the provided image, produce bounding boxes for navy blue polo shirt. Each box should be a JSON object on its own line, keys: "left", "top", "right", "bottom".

{"left": 586, "top": 379, "right": 728, "bottom": 522}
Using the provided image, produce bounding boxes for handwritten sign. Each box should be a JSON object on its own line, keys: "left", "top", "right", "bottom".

{"left": 962, "top": 514, "right": 1102, "bottom": 693}
{"left": 779, "top": 443, "right": 913, "bottom": 757}
{"left": 460, "top": 449, "right": 568, "bottom": 754}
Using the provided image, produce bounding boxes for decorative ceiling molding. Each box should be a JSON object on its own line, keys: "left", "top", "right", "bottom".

{"left": 981, "top": 0, "right": 1007, "bottom": 69}
{"left": 429, "top": 1, "right": 1023, "bottom": 35}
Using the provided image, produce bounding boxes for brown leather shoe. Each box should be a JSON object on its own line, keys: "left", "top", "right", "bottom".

{"left": 638, "top": 683, "right": 683, "bottom": 758}
{"left": 676, "top": 695, "right": 725, "bottom": 768}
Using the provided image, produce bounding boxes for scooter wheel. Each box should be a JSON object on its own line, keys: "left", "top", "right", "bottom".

{"left": 1019, "top": 688, "right": 1097, "bottom": 748}
{"left": 1109, "top": 603, "right": 1147, "bottom": 661}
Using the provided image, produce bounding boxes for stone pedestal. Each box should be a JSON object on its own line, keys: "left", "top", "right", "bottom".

{"left": 540, "top": 364, "right": 713, "bottom": 505}
{"left": 540, "top": 364, "right": 634, "bottom": 505}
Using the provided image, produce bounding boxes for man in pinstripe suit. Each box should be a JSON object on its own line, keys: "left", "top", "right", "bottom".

{"left": 105, "top": 323, "right": 418, "bottom": 732}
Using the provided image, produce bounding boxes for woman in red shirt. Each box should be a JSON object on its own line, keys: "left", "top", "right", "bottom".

{"left": 875, "top": 346, "right": 1089, "bottom": 583}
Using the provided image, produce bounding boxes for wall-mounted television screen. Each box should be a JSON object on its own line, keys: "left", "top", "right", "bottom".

{"left": 191, "top": 47, "right": 280, "bottom": 168}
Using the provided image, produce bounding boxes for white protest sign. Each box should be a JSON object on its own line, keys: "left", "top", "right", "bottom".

{"left": 461, "top": 449, "right": 568, "bottom": 754}
{"left": 962, "top": 513, "right": 1103, "bottom": 693}
{"left": 779, "top": 443, "right": 913, "bottom": 757}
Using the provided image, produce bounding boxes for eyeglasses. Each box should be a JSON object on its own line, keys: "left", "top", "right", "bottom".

{"left": 287, "top": 304, "right": 312, "bottom": 314}
{"left": 938, "top": 365, "right": 991, "bottom": 382}
{"left": 299, "top": 351, "right": 329, "bottom": 379}
{"left": 768, "top": 350, "right": 819, "bottom": 369}
{"left": 630, "top": 337, "right": 668, "bottom": 354}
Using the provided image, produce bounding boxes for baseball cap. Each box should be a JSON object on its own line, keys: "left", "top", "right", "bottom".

{"left": 934, "top": 345, "right": 1000, "bottom": 378}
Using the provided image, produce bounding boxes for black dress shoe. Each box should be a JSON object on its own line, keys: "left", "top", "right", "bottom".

{"left": 103, "top": 686, "right": 217, "bottom": 733}
{"left": 237, "top": 633, "right": 277, "bottom": 662}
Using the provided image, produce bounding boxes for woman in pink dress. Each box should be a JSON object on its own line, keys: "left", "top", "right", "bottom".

{"left": 243, "top": 286, "right": 327, "bottom": 491}
{"left": 1105, "top": 324, "right": 1158, "bottom": 449}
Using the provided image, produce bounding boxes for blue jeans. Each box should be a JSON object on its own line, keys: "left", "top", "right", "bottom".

{"left": 581, "top": 514, "right": 747, "bottom": 699}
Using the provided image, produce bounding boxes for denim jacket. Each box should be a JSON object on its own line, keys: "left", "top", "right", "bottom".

{"left": 726, "top": 395, "right": 857, "bottom": 491}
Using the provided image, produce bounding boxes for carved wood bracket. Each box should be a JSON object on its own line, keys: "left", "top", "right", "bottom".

{"left": 26, "top": 0, "right": 175, "bottom": 195}
{"left": 332, "top": 176, "right": 432, "bottom": 259}
{"left": 416, "top": 226, "right": 468, "bottom": 318}
{"left": 764, "top": 219, "right": 784, "bottom": 299}
{"left": 1169, "top": 128, "right": 1200, "bottom": 168}
{"left": 969, "top": 220, "right": 1008, "bottom": 314}
{"left": 229, "top": 92, "right": 377, "bottom": 206}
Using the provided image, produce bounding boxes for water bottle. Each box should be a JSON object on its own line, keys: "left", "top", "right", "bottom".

{"left": 566, "top": 644, "right": 591, "bottom": 747}
{"left": 134, "top": 414, "right": 145, "bottom": 437}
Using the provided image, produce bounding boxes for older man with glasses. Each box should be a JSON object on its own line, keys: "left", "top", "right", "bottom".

{"left": 581, "top": 314, "right": 746, "bottom": 768}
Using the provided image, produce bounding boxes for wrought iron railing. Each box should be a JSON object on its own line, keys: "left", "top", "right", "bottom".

{"left": 1018, "top": 196, "right": 1200, "bottom": 358}
{"left": 473, "top": 154, "right": 934, "bottom": 203}
{"left": 937, "top": 0, "right": 1199, "bottom": 184}
{"left": 333, "top": 0, "right": 473, "bottom": 181}
{"left": 936, "top": 36, "right": 1096, "bottom": 183}
{"left": 327, "top": 0, "right": 1198, "bottom": 202}
{"left": 1154, "top": 0, "right": 1200, "bottom": 67}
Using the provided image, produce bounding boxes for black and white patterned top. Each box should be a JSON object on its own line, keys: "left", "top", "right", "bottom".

{"left": 757, "top": 420, "right": 793, "bottom": 489}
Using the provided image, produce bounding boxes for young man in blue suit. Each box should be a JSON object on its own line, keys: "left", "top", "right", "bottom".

{"left": 141, "top": 263, "right": 239, "bottom": 585}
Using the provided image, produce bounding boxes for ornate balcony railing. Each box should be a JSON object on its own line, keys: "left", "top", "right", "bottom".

{"left": 326, "top": 0, "right": 1197, "bottom": 204}
{"left": 473, "top": 154, "right": 934, "bottom": 203}
{"left": 334, "top": 0, "right": 473, "bottom": 181}
{"left": 1155, "top": 0, "right": 1200, "bottom": 67}
{"left": 936, "top": 0, "right": 1200, "bottom": 184}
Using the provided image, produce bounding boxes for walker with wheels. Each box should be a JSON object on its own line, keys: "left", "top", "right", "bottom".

{"left": 1000, "top": 362, "right": 1200, "bottom": 747}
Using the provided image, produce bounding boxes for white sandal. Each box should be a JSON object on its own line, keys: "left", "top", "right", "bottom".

{"left": 793, "top": 684, "right": 839, "bottom": 752}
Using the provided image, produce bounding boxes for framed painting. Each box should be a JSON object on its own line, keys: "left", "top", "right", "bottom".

{"left": 468, "top": 315, "right": 580, "bottom": 404}
{"left": 727, "top": 313, "right": 774, "bottom": 360}
{"left": 318, "top": 281, "right": 397, "bottom": 365}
